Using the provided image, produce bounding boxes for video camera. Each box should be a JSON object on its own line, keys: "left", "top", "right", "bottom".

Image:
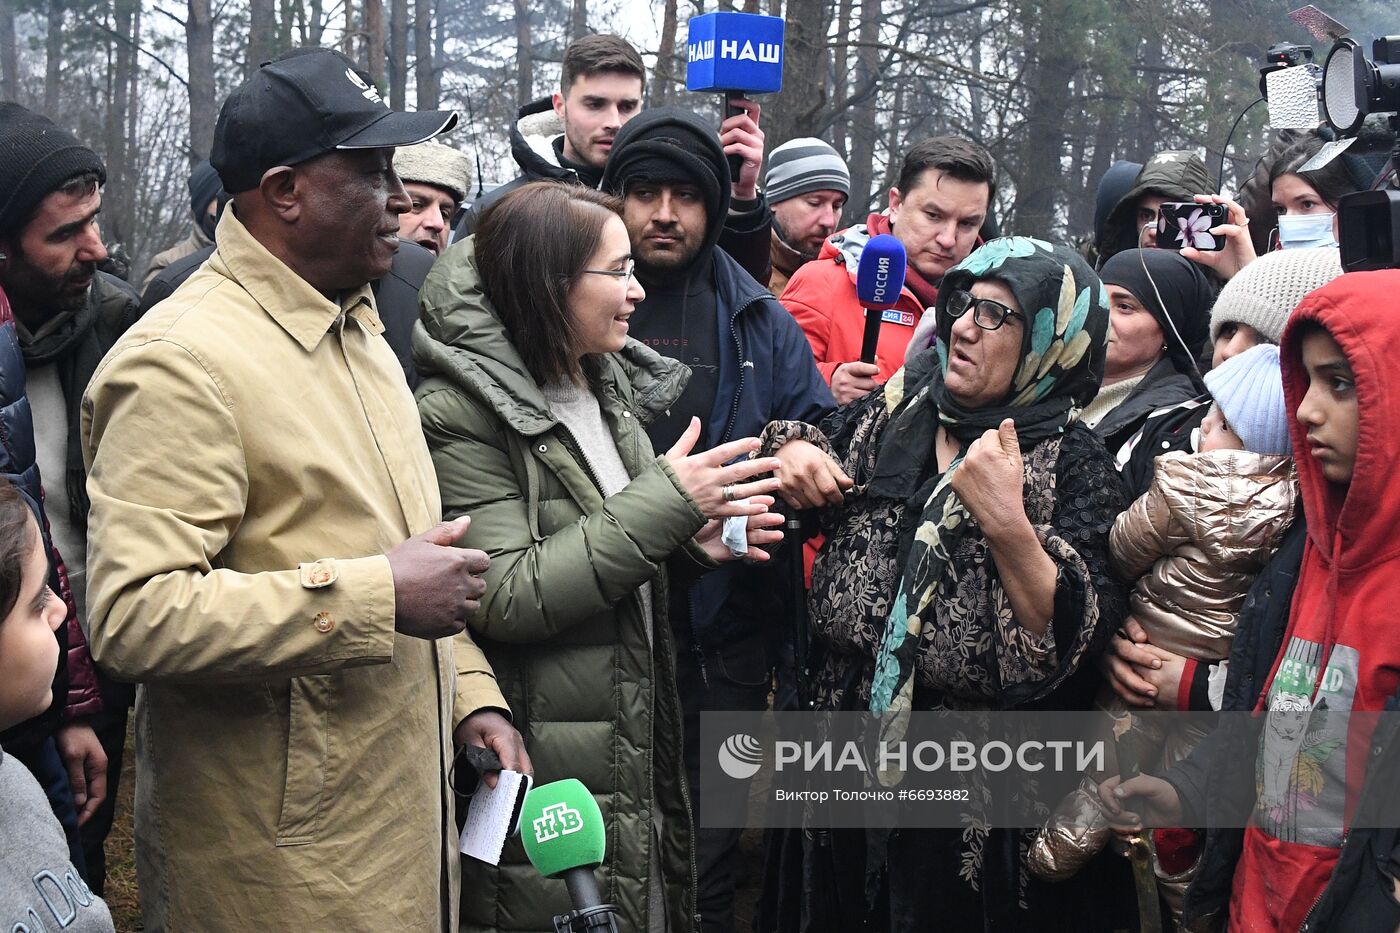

{"left": 1320, "top": 34, "right": 1400, "bottom": 270}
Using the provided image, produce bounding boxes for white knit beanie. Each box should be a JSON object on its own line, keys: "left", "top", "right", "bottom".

{"left": 393, "top": 140, "right": 472, "bottom": 205}
{"left": 1203, "top": 343, "right": 1290, "bottom": 455}
{"left": 1208, "top": 246, "right": 1342, "bottom": 345}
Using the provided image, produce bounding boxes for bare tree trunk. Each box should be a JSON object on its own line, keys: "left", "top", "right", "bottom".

{"left": 308, "top": 0, "right": 326, "bottom": 45}
{"left": 106, "top": 0, "right": 136, "bottom": 243}
{"left": 44, "top": 0, "right": 62, "bottom": 116}
{"left": 248, "top": 0, "right": 275, "bottom": 74}
{"left": 0, "top": 1, "right": 18, "bottom": 102}
{"left": 341, "top": 0, "right": 354, "bottom": 58}
{"left": 647, "top": 0, "right": 678, "bottom": 109}
{"left": 830, "top": 0, "right": 852, "bottom": 154}
{"left": 389, "top": 0, "right": 407, "bottom": 109}
{"left": 766, "top": 0, "right": 782, "bottom": 16}
{"left": 364, "top": 0, "right": 385, "bottom": 89}
{"left": 570, "top": 0, "right": 587, "bottom": 41}
{"left": 186, "top": 0, "right": 216, "bottom": 162}
{"left": 512, "top": 0, "right": 532, "bottom": 108}
{"left": 843, "top": 0, "right": 880, "bottom": 224}
{"left": 1008, "top": 0, "right": 1079, "bottom": 236}
{"left": 766, "top": 0, "right": 826, "bottom": 149}
{"left": 878, "top": 79, "right": 905, "bottom": 197}
{"left": 414, "top": 0, "right": 436, "bottom": 108}
{"left": 741, "top": 0, "right": 759, "bottom": 11}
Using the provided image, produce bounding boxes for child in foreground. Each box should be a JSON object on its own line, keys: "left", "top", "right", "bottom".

{"left": 0, "top": 478, "right": 114, "bottom": 931}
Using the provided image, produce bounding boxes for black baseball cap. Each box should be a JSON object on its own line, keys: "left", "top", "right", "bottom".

{"left": 211, "top": 47, "right": 459, "bottom": 193}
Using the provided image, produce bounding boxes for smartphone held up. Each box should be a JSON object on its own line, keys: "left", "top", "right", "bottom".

{"left": 1156, "top": 202, "right": 1229, "bottom": 252}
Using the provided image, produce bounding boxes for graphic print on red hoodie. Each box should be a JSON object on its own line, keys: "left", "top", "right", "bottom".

{"left": 1230, "top": 269, "right": 1400, "bottom": 931}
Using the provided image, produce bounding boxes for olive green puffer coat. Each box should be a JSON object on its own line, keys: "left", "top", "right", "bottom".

{"left": 414, "top": 239, "right": 704, "bottom": 933}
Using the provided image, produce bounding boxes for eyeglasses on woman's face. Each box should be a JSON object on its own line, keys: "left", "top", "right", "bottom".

{"left": 582, "top": 257, "right": 636, "bottom": 286}
{"left": 945, "top": 288, "right": 1024, "bottom": 331}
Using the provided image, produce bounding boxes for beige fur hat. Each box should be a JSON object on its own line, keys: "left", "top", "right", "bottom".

{"left": 393, "top": 140, "right": 472, "bottom": 204}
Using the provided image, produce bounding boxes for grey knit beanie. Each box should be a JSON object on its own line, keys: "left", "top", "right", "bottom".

{"left": 1209, "top": 246, "right": 1343, "bottom": 345}
{"left": 764, "top": 137, "right": 850, "bottom": 204}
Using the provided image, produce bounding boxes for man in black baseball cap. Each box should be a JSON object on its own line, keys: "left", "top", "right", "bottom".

{"left": 211, "top": 46, "right": 458, "bottom": 194}
{"left": 81, "top": 45, "right": 527, "bottom": 931}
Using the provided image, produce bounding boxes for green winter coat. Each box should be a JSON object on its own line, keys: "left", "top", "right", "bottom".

{"left": 413, "top": 239, "right": 705, "bottom": 933}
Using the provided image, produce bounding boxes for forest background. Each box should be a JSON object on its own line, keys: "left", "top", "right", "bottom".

{"left": 0, "top": 0, "right": 1395, "bottom": 286}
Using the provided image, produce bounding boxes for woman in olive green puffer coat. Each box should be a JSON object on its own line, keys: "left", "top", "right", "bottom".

{"left": 413, "top": 183, "right": 783, "bottom": 933}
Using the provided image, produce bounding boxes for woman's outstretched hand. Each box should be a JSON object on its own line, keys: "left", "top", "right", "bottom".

{"left": 665, "top": 417, "right": 783, "bottom": 519}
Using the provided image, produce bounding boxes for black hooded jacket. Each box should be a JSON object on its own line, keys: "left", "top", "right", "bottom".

{"left": 458, "top": 96, "right": 774, "bottom": 285}
{"left": 601, "top": 107, "right": 834, "bottom": 652}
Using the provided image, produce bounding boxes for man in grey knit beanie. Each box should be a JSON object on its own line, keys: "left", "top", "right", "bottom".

{"left": 1209, "top": 246, "right": 1343, "bottom": 367}
{"left": 763, "top": 137, "right": 849, "bottom": 293}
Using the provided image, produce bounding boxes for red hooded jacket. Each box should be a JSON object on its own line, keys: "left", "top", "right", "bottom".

{"left": 1231, "top": 269, "right": 1400, "bottom": 931}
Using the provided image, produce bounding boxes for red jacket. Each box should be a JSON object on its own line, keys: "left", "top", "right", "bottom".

{"left": 778, "top": 214, "right": 928, "bottom": 386}
{"left": 0, "top": 287, "right": 101, "bottom": 724}
{"left": 1231, "top": 269, "right": 1400, "bottom": 932}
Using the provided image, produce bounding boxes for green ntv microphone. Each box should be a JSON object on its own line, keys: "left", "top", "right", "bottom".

{"left": 520, "top": 779, "right": 620, "bottom": 933}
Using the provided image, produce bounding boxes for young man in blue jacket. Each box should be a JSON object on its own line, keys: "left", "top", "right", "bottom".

{"left": 603, "top": 108, "right": 835, "bottom": 933}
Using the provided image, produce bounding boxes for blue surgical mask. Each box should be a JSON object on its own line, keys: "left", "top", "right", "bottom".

{"left": 1277, "top": 212, "right": 1337, "bottom": 250}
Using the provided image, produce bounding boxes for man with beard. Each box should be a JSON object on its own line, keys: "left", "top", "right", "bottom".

{"left": 459, "top": 34, "right": 774, "bottom": 284}
{"left": 0, "top": 102, "right": 140, "bottom": 892}
{"left": 763, "top": 138, "right": 849, "bottom": 295}
{"left": 393, "top": 139, "right": 471, "bottom": 257}
{"left": 780, "top": 135, "right": 995, "bottom": 404}
{"left": 602, "top": 108, "right": 834, "bottom": 933}
{"left": 81, "top": 48, "right": 526, "bottom": 930}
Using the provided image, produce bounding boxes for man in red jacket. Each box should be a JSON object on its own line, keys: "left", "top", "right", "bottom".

{"left": 779, "top": 136, "right": 995, "bottom": 404}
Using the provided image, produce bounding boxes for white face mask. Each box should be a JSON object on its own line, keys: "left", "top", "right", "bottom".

{"left": 1277, "top": 212, "right": 1337, "bottom": 250}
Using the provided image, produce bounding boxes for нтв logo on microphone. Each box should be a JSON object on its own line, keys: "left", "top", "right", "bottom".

{"left": 717, "top": 733, "right": 764, "bottom": 780}
{"left": 532, "top": 802, "right": 584, "bottom": 843}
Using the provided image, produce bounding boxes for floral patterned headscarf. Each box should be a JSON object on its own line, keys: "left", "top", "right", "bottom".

{"left": 868, "top": 237, "right": 1110, "bottom": 715}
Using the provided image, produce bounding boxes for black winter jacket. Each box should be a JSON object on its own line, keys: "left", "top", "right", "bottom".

{"left": 1165, "top": 520, "right": 1301, "bottom": 931}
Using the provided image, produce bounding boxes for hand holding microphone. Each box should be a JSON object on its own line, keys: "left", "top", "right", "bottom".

{"left": 833, "top": 234, "right": 908, "bottom": 405}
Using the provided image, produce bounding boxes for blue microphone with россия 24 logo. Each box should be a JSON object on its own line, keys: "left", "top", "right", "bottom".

{"left": 855, "top": 234, "right": 909, "bottom": 365}
{"left": 520, "top": 778, "right": 618, "bottom": 933}
{"left": 685, "top": 11, "right": 784, "bottom": 181}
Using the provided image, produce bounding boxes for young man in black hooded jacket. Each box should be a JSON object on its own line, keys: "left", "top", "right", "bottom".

{"left": 602, "top": 108, "right": 835, "bottom": 933}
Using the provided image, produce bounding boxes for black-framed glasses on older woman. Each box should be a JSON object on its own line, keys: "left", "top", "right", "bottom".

{"left": 582, "top": 257, "right": 636, "bottom": 286}
{"left": 946, "top": 288, "right": 1024, "bottom": 331}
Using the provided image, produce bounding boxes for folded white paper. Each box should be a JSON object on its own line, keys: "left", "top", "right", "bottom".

{"left": 459, "top": 769, "right": 533, "bottom": 865}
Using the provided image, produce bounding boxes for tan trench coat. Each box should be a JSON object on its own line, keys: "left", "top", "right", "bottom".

{"left": 81, "top": 210, "right": 506, "bottom": 931}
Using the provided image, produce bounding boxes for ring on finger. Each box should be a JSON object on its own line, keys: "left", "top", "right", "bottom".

{"left": 722, "top": 483, "right": 737, "bottom": 502}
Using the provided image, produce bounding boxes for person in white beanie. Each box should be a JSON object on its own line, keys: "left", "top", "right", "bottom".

{"left": 393, "top": 139, "right": 472, "bottom": 255}
{"left": 1031, "top": 343, "right": 1299, "bottom": 912}
{"left": 1209, "top": 245, "right": 1343, "bottom": 368}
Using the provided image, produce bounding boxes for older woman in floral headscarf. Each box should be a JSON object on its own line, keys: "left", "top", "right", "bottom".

{"left": 766, "top": 238, "right": 1131, "bottom": 931}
